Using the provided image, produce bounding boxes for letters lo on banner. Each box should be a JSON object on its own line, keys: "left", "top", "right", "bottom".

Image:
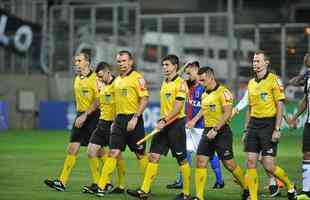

{"left": 0, "top": 9, "right": 41, "bottom": 55}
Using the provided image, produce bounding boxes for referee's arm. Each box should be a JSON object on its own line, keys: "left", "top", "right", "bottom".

{"left": 85, "top": 98, "right": 100, "bottom": 115}
{"left": 214, "top": 104, "right": 232, "bottom": 131}
{"left": 136, "top": 96, "right": 149, "bottom": 117}
{"left": 75, "top": 98, "right": 99, "bottom": 128}
{"left": 275, "top": 100, "right": 284, "bottom": 131}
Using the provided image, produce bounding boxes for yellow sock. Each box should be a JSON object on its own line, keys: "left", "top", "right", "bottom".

{"left": 273, "top": 166, "right": 294, "bottom": 190}
{"left": 97, "top": 157, "right": 117, "bottom": 189}
{"left": 141, "top": 162, "right": 158, "bottom": 193}
{"left": 246, "top": 169, "right": 258, "bottom": 200}
{"left": 59, "top": 154, "right": 76, "bottom": 185}
{"left": 138, "top": 154, "right": 148, "bottom": 181}
{"left": 195, "top": 168, "right": 207, "bottom": 200}
{"left": 180, "top": 163, "right": 191, "bottom": 195}
{"left": 88, "top": 157, "right": 100, "bottom": 184}
{"left": 232, "top": 165, "right": 246, "bottom": 189}
{"left": 117, "top": 159, "right": 125, "bottom": 188}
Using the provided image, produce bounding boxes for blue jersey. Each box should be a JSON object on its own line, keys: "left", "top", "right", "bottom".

{"left": 186, "top": 82, "right": 204, "bottom": 129}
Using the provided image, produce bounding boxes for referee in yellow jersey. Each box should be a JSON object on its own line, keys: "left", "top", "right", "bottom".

{"left": 93, "top": 50, "right": 149, "bottom": 197}
{"left": 44, "top": 51, "right": 100, "bottom": 191}
{"left": 190, "top": 67, "right": 247, "bottom": 200}
{"left": 127, "top": 54, "right": 191, "bottom": 200}
{"left": 244, "top": 50, "right": 296, "bottom": 200}
{"left": 80, "top": 62, "right": 126, "bottom": 194}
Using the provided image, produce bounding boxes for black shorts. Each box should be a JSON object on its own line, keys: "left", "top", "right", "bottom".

{"left": 303, "top": 123, "right": 310, "bottom": 153}
{"left": 197, "top": 125, "right": 234, "bottom": 160}
{"left": 244, "top": 117, "right": 277, "bottom": 157}
{"left": 110, "top": 114, "right": 145, "bottom": 154}
{"left": 89, "top": 119, "right": 112, "bottom": 147}
{"left": 150, "top": 118, "right": 187, "bottom": 161}
{"left": 70, "top": 111, "right": 100, "bottom": 146}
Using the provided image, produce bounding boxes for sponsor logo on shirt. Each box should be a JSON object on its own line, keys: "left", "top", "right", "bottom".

{"left": 260, "top": 92, "right": 268, "bottom": 101}
{"left": 121, "top": 89, "right": 128, "bottom": 96}
{"left": 165, "top": 93, "right": 172, "bottom": 100}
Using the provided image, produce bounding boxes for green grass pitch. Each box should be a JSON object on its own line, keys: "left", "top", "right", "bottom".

{"left": 0, "top": 129, "right": 302, "bottom": 200}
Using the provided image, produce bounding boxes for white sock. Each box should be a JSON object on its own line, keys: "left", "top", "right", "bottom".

{"left": 269, "top": 176, "right": 276, "bottom": 186}
{"left": 302, "top": 160, "right": 310, "bottom": 192}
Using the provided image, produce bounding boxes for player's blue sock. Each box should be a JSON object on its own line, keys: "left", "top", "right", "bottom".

{"left": 175, "top": 151, "right": 193, "bottom": 184}
{"left": 210, "top": 154, "right": 223, "bottom": 184}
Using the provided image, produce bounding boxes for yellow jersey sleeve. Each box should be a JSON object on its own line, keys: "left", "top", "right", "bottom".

{"left": 176, "top": 80, "right": 188, "bottom": 99}
{"left": 272, "top": 75, "right": 285, "bottom": 101}
{"left": 219, "top": 88, "right": 233, "bottom": 106}
{"left": 136, "top": 75, "right": 149, "bottom": 98}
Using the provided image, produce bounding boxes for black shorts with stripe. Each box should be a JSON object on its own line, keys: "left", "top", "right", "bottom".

{"left": 70, "top": 111, "right": 100, "bottom": 146}
{"left": 89, "top": 119, "right": 113, "bottom": 147}
{"left": 109, "top": 114, "right": 146, "bottom": 154}
{"left": 244, "top": 117, "right": 277, "bottom": 157}
{"left": 197, "top": 125, "right": 234, "bottom": 160}
{"left": 149, "top": 118, "right": 187, "bottom": 161}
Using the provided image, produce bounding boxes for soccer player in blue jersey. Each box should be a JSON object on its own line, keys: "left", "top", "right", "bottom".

{"left": 166, "top": 61, "right": 224, "bottom": 190}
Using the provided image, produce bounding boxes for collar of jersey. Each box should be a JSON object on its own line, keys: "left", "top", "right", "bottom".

{"left": 205, "top": 83, "right": 219, "bottom": 94}
{"left": 255, "top": 71, "right": 269, "bottom": 82}
{"left": 122, "top": 69, "right": 134, "bottom": 77}
{"left": 166, "top": 74, "right": 179, "bottom": 82}
{"left": 79, "top": 70, "right": 93, "bottom": 79}
{"left": 107, "top": 76, "right": 115, "bottom": 85}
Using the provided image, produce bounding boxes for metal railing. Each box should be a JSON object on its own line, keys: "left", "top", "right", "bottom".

{"left": 1, "top": 1, "right": 309, "bottom": 94}
{"left": 48, "top": 2, "right": 140, "bottom": 74}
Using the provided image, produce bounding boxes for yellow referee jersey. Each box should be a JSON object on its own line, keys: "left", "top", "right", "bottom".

{"left": 74, "top": 71, "right": 99, "bottom": 112}
{"left": 201, "top": 84, "right": 233, "bottom": 127}
{"left": 160, "top": 75, "right": 187, "bottom": 119}
{"left": 99, "top": 78, "right": 115, "bottom": 121}
{"left": 248, "top": 72, "right": 285, "bottom": 118}
{"left": 114, "top": 70, "right": 149, "bottom": 115}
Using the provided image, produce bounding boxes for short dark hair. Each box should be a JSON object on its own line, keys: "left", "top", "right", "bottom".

{"left": 186, "top": 61, "right": 200, "bottom": 69}
{"left": 254, "top": 49, "right": 270, "bottom": 62}
{"left": 162, "top": 54, "right": 179, "bottom": 68}
{"left": 95, "top": 62, "right": 111, "bottom": 73}
{"left": 80, "top": 49, "right": 91, "bottom": 63}
{"left": 198, "top": 66, "right": 214, "bottom": 76}
{"left": 117, "top": 50, "right": 133, "bottom": 60}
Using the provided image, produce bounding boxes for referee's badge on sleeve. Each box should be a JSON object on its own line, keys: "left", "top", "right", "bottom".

{"left": 276, "top": 78, "right": 284, "bottom": 91}
{"left": 223, "top": 90, "right": 233, "bottom": 102}
{"left": 138, "top": 77, "right": 147, "bottom": 90}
